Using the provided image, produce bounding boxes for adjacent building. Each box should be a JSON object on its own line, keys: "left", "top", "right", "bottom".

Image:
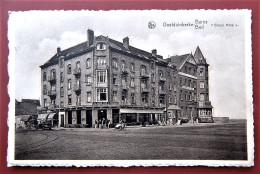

{"left": 39, "top": 29, "right": 213, "bottom": 128}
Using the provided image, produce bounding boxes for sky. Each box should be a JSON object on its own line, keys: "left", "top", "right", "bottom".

{"left": 9, "top": 10, "right": 251, "bottom": 119}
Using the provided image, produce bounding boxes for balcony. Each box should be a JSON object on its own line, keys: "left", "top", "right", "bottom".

{"left": 48, "top": 90, "right": 56, "bottom": 98}
{"left": 159, "top": 103, "right": 166, "bottom": 108}
{"left": 159, "top": 89, "right": 167, "bottom": 95}
{"left": 48, "top": 75, "right": 56, "bottom": 84}
{"left": 122, "top": 83, "right": 129, "bottom": 90}
{"left": 48, "top": 103, "right": 58, "bottom": 109}
{"left": 141, "top": 87, "right": 150, "bottom": 93}
{"left": 73, "top": 68, "right": 81, "bottom": 77}
{"left": 121, "top": 100, "right": 128, "bottom": 106}
{"left": 121, "top": 68, "right": 128, "bottom": 75}
{"left": 73, "top": 84, "right": 81, "bottom": 94}
{"left": 159, "top": 76, "right": 167, "bottom": 82}
{"left": 140, "top": 72, "right": 149, "bottom": 78}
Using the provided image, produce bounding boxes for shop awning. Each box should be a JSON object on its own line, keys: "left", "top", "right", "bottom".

{"left": 167, "top": 105, "right": 181, "bottom": 110}
{"left": 120, "top": 108, "right": 164, "bottom": 114}
{"left": 20, "top": 115, "right": 31, "bottom": 121}
{"left": 47, "top": 113, "right": 56, "bottom": 120}
{"left": 37, "top": 113, "right": 49, "bottom": 121}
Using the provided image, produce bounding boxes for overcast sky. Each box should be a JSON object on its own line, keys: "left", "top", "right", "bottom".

{"left": 9, "top": 10, "right": 250, "bottom": 119}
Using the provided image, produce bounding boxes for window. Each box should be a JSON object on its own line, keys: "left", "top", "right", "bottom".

{"left": 158, "top": 70, "right": 163, "bottom": 77}
{"left": 113, "top": 74, "right": 117, "bottom": 85}
{"left": 189, "top": 80, "right": 191, "bottom": 87}
{"left": 112, "top": 58, "right": 118, "bottom": 68}
{"left": 189, "top": 92, "right": 192, "bottom": 101}
{"left": 131, "top": 93, "right": 136, "bottom": 103}
{"left": 174, "top": 96, "right": 177, "bottom": 104}
{"left": 151, "top": 74, "right": 155, "bottom": 82}
{"left": 200, "top": 93, "right": 205, "bottom": 101}
{"left": 151, "top": 61, "right": 155, "bottom": 69}
{"left": 180, "top": 90, "right": 183, "bottom": 100}
{"left": 112, "top": 91, "right": 117, "bottom": 102}
{"left": 199, "top": 57, "right": 203, "bottom": 62}
{"left": 122, "top": 75, "right": 127, "bottom": 85}
{"left": 200, "top": 68, "right": 204, "bottom": 76}
{"left": 76, "top": 61, "right": 80, "bottom": 70}
{"left": 60, "top": 58, "right": 64, "bottom": 68}
{"left": 60, "top": 87, "right": 64, "bottom": 97}
{"left": 67, "top": 64, "right": 71, "bottom": 74}
{"left": 184, "top": 92, "right": 187, "bottom": 101}
{"left": 141, "top": 79, "right": 148, "bottom": 89}
{"left": 87, "top": 92, "right": 92, "bottom": 103}
{"left": 130, "top": 78, "right": 135, "bottom": 87}
{"left": 173, "top": 84, "right": 176, "bottom": 91}
{"left": 140, "top": 65, "right": 146, "bottom": 75}
{"left": 60, "top": 101, "right": 64, "bottom": 107}
{"left": 86, "top": 58, "right": 91, "bottom": 68}
{"left": 43, "top": 72, "right": 47, "bottom": 81}
{"left": 67, "top": 79, "right": 71, "bottom": 89}
{"left": 121, "top": 60, "right": 126, "bottom": 70}
{"left": 68, "top": 95, "right": 72, "bottom": 105}
{"left": 43, "top": 85, "right": 47, "bottom": 94}
{"left": 179, "top": 77, "right": 182, "bottom": 84}
{"left": 60, "top": 72, "right": 64, "bottom": 83}
{"left": 85, "top": 75, "right": 92, "bottom": 85}
{"left": 44, "top": 99, "right": 47, "bottom": 107}
{"left": 50, "top": 69, "right": 56, "bottom": 78}
{"left": 169, "top": 95, "right": 172, "bottom": 103}
{"left": 159, "top": 96, "right": 165, "bottom": 104}
{"left": 122, "top": 91, "right": 127, "bottom": 103}
{"left": 169, "top": 84, "right": 172, "bottom": 90}
{"left": 184, "top": 66, "right": 187, "bottom": 73}
{"left": 76, "top": 96, "right": 81, "bottom": 105}
{"left": 96, "top": 43, "right": 107, "bottom": 50}
{"left": 200, "top": 81, "right": 205, "bottom": 88}
{"left": 97, "top": 56, "right": 106, "bottom": 66}
{"left": 97, "top": 70, "right": 107, "bottom": 83}
{"left": 130, "top": 62, "right": 135, "bottom": 71}
{"left": 141, "top": 93, "right": 148, "bottom": 104}
{"left": 51, "top": 84, "right": 56, "bottom": 91}
{"left": 97, "top": 88, "right": 107, "bottom": 101}
{"left": 151, "top": 87, "right": 155, "bottom": 97}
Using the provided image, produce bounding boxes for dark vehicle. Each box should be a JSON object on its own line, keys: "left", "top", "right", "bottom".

{"left": 180, "top": 117, "right": 189, "bottom": 123}
{"left": 36, "top": 120, "right": 52, "bottom": 130}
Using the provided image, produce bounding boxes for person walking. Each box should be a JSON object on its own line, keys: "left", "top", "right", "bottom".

{"left": 94, "top": 119, "right": 98, "bottom": 128}
{"left": 98, "top": 119, "right": 101, "bottom": 129}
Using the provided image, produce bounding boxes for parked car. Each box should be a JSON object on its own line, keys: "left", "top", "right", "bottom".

{"left": 115, "top": 123, "right": 125, "bottom": 130}
{"left": 36, "top": 120, "right": 52, "bottom": 130}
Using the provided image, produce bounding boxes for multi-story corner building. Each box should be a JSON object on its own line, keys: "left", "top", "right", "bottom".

{"left": 40, "top": 29, "right": 213, "bottom": 128}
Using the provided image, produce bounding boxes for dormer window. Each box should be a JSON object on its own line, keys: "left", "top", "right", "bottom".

{"left": 96, "top": 43, "right": 107, "bottom": 50}
{"left": 199, "top": 57, "right": 203, "bottom": 62}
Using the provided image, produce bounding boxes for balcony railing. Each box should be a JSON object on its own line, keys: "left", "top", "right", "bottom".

{"left": 73, "top": 68, "right": 81, "bottom": 76}
{"left": 141, "top": 87, "right": 150, "bottom": 93}
{"left": 140, "top": 72, "right": 149, "bottom": 78}
{"left": 47, "top": 90, "right": 56, "bottom": 97}
{"left": 73, "top": 84, "right": 81, "bottom": 93}
{"left": 121, "top": 99, "right": 128, "bottom": 106}
{"left": 159, "top": 89, "right": 166, "bottom": 95}
{"left": 122, "top": 83, "right": 129, "bottom": 90}
{"left": 48, "top": 75, "right": 56, "bottom": 84}
{"left": 121, "top": 68, "right": 128, "bottom": 75}
{"left": 159, "top": 76, "right": 167, "bottom": 82}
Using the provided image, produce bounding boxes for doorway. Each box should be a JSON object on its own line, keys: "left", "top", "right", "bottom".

{"left": 98, "top": 109, "right": 107, "bottom": 121}
{"left": 86, "top": 110, "right": 92, "bottom": 127}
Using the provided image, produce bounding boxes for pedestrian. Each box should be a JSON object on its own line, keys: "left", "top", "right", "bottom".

{"left": 94, "top": 119, "right": 98, "bottom": 128}
{"left": 107, "top": 119, "right": 111, "bottom": 128}
{"left": 98, "top": 119, "right": 101, "bottom": 129}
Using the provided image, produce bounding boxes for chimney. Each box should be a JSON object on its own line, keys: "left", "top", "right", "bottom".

{"left": 87, "top": 29, "right": 94, "bottom": 46}
{"left": 152, "top": 49, "right": 157, "bottom": 56}
{"left": 123, "top": 37, "right": 129, "bottom": 49}
{"left": 57, "top": 47, "right": 61, "bottom": 56}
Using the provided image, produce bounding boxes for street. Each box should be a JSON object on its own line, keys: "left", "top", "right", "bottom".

{"left": 15, "top": 120, "right": 247, "bottom": 160}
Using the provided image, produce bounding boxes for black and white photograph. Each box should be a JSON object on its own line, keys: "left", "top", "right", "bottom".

{"left": 7, "top": 10, "right": 253, "bottom": 167}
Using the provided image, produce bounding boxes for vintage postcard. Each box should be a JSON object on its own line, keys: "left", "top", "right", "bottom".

{"left": 7, "top": 9, "right": 253, "bottom": 167}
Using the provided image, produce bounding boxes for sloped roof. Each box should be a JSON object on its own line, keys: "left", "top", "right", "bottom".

{"left": 194, "top": 46, "right": 207, "bottom": 64}
{"left": 15, "top": 99, "right": 40, "bottom": 116}
{"left": 168, "top": 54, "right": 190, "bottom": 67}
{"left": 40, "top": 41, "right": 90, "bottom": 68}
{"left": 40, "top": 35, "right": 168, "bottom": 68}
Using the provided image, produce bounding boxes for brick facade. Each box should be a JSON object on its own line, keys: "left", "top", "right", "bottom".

{"left": 40, "top": 29, "right": 213, "bottom": 127}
